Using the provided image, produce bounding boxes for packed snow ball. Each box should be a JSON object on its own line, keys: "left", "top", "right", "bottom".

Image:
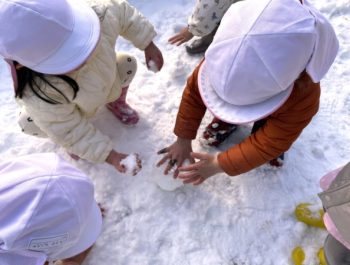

{"left": 120, "top": 153, "right": 142, "bottom": 176}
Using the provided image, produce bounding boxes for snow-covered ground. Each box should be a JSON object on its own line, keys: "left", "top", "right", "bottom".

{"left": 0, "top": 0, "right": 349, "bottom": 264}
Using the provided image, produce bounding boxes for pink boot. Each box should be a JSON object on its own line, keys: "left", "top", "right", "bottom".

{"left": 201, "top": 117, "right": 237, "bottom": 147}
{"left": 107, "top": 86, "right": 139, "bottom": 125}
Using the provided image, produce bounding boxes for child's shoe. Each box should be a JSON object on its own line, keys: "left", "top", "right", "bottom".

{"left": 292, "top": 246, "right": 305, "bottom": 265}
{"left": 107, "top": 86, "right": 139, "bottom": 125}
{"left": 294, "top": 203, "right": 325, "bottom": 229}
{"left": 201, "top": 117, "right": 237, "bottom": 147}
{"left": 107, "top": 101, "right": 139, "bottom": 125}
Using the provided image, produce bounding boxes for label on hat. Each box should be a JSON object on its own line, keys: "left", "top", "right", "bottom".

{"left": 28, "top": 233, "right": 69, "bottom": 251}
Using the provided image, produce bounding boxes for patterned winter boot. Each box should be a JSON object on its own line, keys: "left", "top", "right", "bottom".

{"left": 201, "top": 117, "right": 237, "bottom": 147}
{"left": 107, "top": 86, "right": 139, "bottom": 125}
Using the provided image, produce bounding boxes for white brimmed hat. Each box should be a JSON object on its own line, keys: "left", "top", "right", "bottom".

{"left": 0, "top": 153, "right": 102, "bottom": 265}
{"left": 198, "top": 0, "right": 339, "bottom": 124}
{"left": 0, "top": 0, "right": 100, "bottom": 74}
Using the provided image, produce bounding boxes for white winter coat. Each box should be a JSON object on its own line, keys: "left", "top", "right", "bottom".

{"left": 17, "top": 0, "right": 156, "bottom": 163}
{"left": 188, "top": 0, "right": 241, "bottom": 36}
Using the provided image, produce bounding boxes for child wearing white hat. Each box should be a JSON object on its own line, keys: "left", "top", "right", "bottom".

{"left": 0, "top": 153, "right": 103, "bottom": 265}
{"left": 158, "top": 0, "right": 339, "bottom": 184}
{"left": 0, "top": 0, "right": 163, "bottom": 173}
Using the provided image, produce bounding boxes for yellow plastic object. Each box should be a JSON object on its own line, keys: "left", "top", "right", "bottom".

{"left": 294, "top": 203, "right": 326, "bottom": 229}
{"left": 318, "top": 247, "right": 328, "bottom": 265}
{"left": 292, "top": 246, "right": 305, "bottom": 265}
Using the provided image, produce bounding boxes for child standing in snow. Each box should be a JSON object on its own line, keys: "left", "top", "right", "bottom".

{"left": 168, "top": 0, "right": 241, "bottom": 54}
{"left": 293, "top": 163, "right": 350, "bottom": 265}
{"left": 158, "top": 0, "right": 338, "bottom": 184}
{"left": 0, "top": 0, "right": 163, "bottom": 174}
{"left": 0, "top": 153, "right": 103, "bottom": 265}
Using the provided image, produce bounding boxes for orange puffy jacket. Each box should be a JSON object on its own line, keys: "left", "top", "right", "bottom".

{"left": 174, "top": 61, "right": 320, "bottom": 176}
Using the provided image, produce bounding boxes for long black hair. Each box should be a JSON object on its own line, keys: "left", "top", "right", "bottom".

{"left": 14, "top": 61, "right": 79, "bottom": 104}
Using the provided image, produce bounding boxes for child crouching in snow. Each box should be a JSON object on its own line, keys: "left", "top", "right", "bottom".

{"left": 293, "top": 163, "right": 350, "bottom": 265}
{"left": 0, "top": 0, "right": 163, "bottom": 174}
{"left": 0, "top": 153, "right": 103, "bottom": 265}
{"left": 168, "top": 0, "right": 241, "bottom": 54}
{"left": 157, "top": 0, "right": 338, "bottom": 184}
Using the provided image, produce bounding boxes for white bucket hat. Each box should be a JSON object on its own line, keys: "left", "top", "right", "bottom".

{"left": 198, "top": 0, "right": 339, "bottom": 124}
{"left": 0, "top": 0, "right": 100, "bottom": 74}
{"left": 0, "top": 153, "right": 102, "bottom": 265}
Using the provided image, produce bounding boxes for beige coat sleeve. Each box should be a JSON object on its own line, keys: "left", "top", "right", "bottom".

{"left": 20, "top": 83, "right": 113, "bottom": 164}
{"left": 188, "top": 0, "right": 241, "bottom": 36}
{"left": 100, "top": 0, "right": 157, "bottom": 50}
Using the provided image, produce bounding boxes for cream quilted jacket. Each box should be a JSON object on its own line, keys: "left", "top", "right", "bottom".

{"left": 17, "top": 0, "right": 156, "bottom": 163}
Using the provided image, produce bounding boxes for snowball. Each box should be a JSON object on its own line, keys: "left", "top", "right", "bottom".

{"left": 150, "top": 160, "right": 191, "bottom": 191}
{"left": 120, "top": 153, "right": 141, "bottom": 176}
{"left": 151, "top": 167, "right": 183, "bottom": 191}
{"left": 148, "top": 60, "right": 159, "bottom": 73}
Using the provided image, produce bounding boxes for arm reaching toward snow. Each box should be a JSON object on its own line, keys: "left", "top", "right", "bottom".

{"left": 23, "top": 96, "right": 113, "bottom": 163}
{"left": 144, "top": 41, "right": 164, "bottom": 72}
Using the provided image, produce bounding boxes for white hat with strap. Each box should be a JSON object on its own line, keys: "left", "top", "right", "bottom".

{"left": 198, "top": 0, "right": 339, "bottom": 124}
{"left": 0, "top": 153, "right": 102, "bottom": 265}
{"left": 0, "top": 0, "right": 100, "bottom": 74}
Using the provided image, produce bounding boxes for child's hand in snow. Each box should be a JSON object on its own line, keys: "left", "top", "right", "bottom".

{"left": 178, "top": 152, "right": 223, "bottom": 185}
{"left": 157, "top": 137, "right": 194, "bottom": 177}
{"left": 106, "top": 150, "right": 141, "bottom": 175}
{"left": 145, "top": 41, "right": 164, "bottom": 72}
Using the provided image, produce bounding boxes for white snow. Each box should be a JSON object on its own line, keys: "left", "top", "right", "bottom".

{"left": 150, "top": 160, "right": 191, "bottom": 191}
{"left": 149, "top": 164, "right": 184, "bottom": 191}
{"left": 0, "top": 0, "right": 349, "bottom": 264}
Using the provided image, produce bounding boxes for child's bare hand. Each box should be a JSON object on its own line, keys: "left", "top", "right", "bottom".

{"left": 168, "top": 27, "right": 194, "bottom": 46}
{"left": 144, "top": 41, "right": 164, "bottom": 72}
{"left": 157, "top": 137, "right": 194, "bottom": 177}
{"left": 178, "top": 152, "right": 223, "bottom": 185}
{"left": 106, "top": 150, "right": 128, "bottom": 173}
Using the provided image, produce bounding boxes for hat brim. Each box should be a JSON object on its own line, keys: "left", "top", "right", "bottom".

{"left": 4, "top": 59, "right": 18, "bottom": 90}
{"left": 31, "top": 0, "right": 100, "bottom": 74}
{"left": 198, "top": 62, "right": 294, "bottom": 124}
{"left": 57, "top": 201, "right": 102, "bottom": 260}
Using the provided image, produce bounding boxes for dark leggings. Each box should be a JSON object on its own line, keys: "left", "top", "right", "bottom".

{"left": 324, "top": 234, "right": 350, "bottom": 265}
{"left": 251, "top": 119, "right": 267, "bottom": 134}
{"left": 251, "top": 119, "right": 284, "bottom": 160}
